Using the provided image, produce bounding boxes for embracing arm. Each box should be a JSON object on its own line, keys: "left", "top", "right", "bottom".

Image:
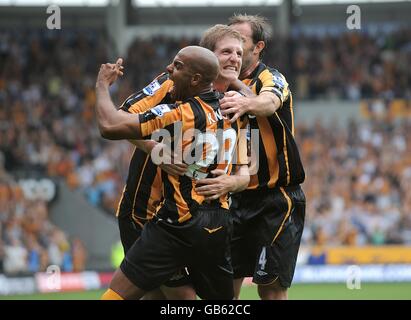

{"left": 129, "top": 139, "right": 157, "bottom": 153}
{"left": 220, "top": 91, "right": 281, "bottom": 122}
{"left": 242, "top": 91, "right": 281, "bottom": 117}
{"left": 228, "top": 78, "right": 254, "bottom": 97}
{"left": 221, "top": 69, "right": 289, "bottom": 121}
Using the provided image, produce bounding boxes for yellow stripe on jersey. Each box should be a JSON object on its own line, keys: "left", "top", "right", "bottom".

{"left": 115, "top": 185, "right": 127, "bottom": 217}
{"left": 290, "top": 93, "right": 295, "bottom": 136}
{"left": 131, "top": 154, "right": 150, "bottom": 222}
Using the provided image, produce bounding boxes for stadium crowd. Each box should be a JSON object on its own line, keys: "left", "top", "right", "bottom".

{"left": 123, "top": 28, "right": 411, "bottom": 100}
{"left": 0, "top": 26, "right": 410, "bottom": 273}
{"left": 300, "top": 119, "right": 411, "bottom": 246}
{"left": 285, "top": 28, "right": 411, "bottom": 100}
{"left": 0, "top": 161, "right": 87, "bottom": 275}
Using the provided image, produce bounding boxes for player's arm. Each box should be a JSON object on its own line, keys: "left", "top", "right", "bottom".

{"left": 129, "top": 139, "right": 157, "bottom": 153}
{"left": 96, "top": 81, "right": 179, "bottom": 140}
{"left": 95, "top": 59, "right": 143, "bottom": 140}
{"left": 95, "top": 86, "right": 142, "bottom": 140}
{"left": 121, "top": 75, "right": 187, "bottom": 175}
{"left": 120, "top": 72, "right": 173, "bottom": 114}
{"left": 220, "top": 69, "right": 289, "bottom": 122}
{"left": 221, "top": 91, "right": 280, "bottom": 122}
{"left": 120, "top": 73, "right": 173, "bottom": 147}
{"left": 228, "top": 78, "right": 254, "bottom": 97}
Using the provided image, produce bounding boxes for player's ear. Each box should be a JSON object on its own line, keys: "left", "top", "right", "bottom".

{"left": 191, "top": 73, "right": 202, "bottom": 86}
{"left": 254, "top": 41, "right": 265, "bottom": 56}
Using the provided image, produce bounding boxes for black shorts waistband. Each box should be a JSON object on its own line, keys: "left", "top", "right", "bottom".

{"left": 199, "top": 200, "right": 225, "bottom": 209}
{"left": 240, "top": 185, "right": 301, "bottom": 197}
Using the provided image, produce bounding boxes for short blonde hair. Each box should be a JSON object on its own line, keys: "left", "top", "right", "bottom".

{"left": 199, "top": 24, "right": 243, "bottom": 52}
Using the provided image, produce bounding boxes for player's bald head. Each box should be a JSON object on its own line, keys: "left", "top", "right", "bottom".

{"left": 177, "top": 46, "right": 219, "bottom": 84}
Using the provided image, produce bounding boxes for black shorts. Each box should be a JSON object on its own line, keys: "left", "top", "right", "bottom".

{"left": 118, "top": 214, "right": 141, "bottom": 254}
{"left": 118, "top": 214, "right": 190, "bottom": 288}
{"left": 120, "top": 205, "right": 234, "bottom": 300}
{"left": 230, "top": 185, "right": 305, "bottom": 288}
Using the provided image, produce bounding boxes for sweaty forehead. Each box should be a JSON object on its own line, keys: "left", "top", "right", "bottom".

{"left": 215, "top": 36, "right": 243, "bottom": 52}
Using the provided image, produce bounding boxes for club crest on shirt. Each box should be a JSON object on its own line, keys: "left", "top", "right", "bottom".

{"left": 151, "top": 104, "right": 171, "bottom": 117}
{"left": 272, "top": 74, "right": 286, "bottom": 90}
{"left": 143, "top": 79, "right": 161, "bottom": 96}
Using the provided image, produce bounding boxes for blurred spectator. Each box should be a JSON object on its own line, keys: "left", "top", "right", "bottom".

{"left": 26, "top": 234, "right": 43, "bottom": 273}
{"left": 4, "top": 237, "right": 28, "bottom": 275}
{"left": 72, "top": 237, "right": 87, "bottom": 272}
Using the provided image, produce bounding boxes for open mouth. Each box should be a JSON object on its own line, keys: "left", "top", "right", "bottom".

{"left": 223, "top": 65, "right": 238, "bottom": 72}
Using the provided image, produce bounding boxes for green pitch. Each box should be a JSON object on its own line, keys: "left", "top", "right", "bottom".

{"left": 1, "top": 283, "right": 411, "bottom": 300}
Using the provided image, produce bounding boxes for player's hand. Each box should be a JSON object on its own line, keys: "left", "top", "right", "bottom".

{"left": 219, "top": 91, "right": 249, "bottom": 123}
{"left": 96, "top": 58, "right": 124, "bottom": 87}
{"left": 195, "top": 169, "right": 234, "bottom": 201}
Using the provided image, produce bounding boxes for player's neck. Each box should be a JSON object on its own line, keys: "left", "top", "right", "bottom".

{"left": 239, "top": 60, "right": 260, "bottom": 80}
{"left": 212, "top": 79, "right": 229, "bottom": 93}
{"left": 198, "top": 85, "right": 214, "bottom": 95}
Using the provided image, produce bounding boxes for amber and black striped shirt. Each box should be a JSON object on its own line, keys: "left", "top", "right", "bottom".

{"left": 139, "top": 91, "right": 247, "bottom": 224}
{"left": 243, "top": 63, "right": 305, "bottom": 190}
